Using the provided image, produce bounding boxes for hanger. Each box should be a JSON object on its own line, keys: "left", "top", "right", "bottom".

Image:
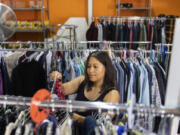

{"left": 5, "top": 122, "right": 16, "bottom": 135}
{"left": 96, "top": 113, "right": 111, "bottom": 135}
{"left": 21, "top": 41, "right": 35, "bottom": 63}
{"left": 15, "top": 125, "right": 22, "bottom": 135}
{"left": 24, "top": 123, "right": 33, "bottom": 135}
{"left": 46, "top": 122, "right": 53, "bottom": 135}
{"left": 21, "top": 52, "right": 31, "bottom": 63}
{"left": 4, "top": 109, "right": 26, "bottom": 135}
{"left": 58, "top": 100, "right": 72, "bottom": 135}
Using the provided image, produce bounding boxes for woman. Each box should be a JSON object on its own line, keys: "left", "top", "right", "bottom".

{"left": 50, "top": 51, "right": 120, "bottom": 123}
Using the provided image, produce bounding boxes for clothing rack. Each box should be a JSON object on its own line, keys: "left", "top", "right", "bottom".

{"left": 0, "top": 41, "right": 152, "bottom": 45}
{"left": 93, "top": 16, "right": 167, "bottom": 21}
{"left": 0, "top": 41, "right": 152, "bottom": 51}
{"left": 0, "top": 40, "right": 152, "bottom": 49}
{"left": 155, "top": 43, "right": 173, "bottom": 47}
{"left": 0, "top": 95, "right": 179, "bottom": 116}
{"left": 0, "top": 48, "right": 172, "bottom": 55}
{"left": 0, "top": 41, "right": 172, "bottom": 54}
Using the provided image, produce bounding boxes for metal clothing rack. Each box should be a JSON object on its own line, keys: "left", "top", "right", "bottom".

{"left": 0, "top": 41, "right": 152, "bottom": 44}
{"left": 0, "top": 48, "right": 172, "bottom": 55}
{"left": 0, "top": 41, "right": 152, "bottom": 50}
{"left": 0, "top": 41, "right": 172, "bottom": 54}
{"left": 0, "top": 95, "right": 179, "bottom": 116}
{"left": 155, "top": 43, "right": 173, "bottom": 47}
{"left": 0, "top": 41, "right": 152, "bottom": 47}
{"left": 92, "top": 16, "right": 167, "bottom": 21}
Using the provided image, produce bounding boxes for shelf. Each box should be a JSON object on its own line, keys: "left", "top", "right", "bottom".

{"left": 8, "top": 0, "right": 50, "bottom": 40}
{"left": 119, "top": 7, "right": 151, "bottom": 10}
{"left": 12, "top": 7, "right": 48, "bottom": 11}
{"left": 15, "top": 28, "right": 48, "bottom": 32}
{"left": 117, "top": 0, "right": 152, "bottom": 17}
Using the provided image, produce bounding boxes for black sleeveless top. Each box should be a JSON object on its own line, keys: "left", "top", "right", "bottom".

{"left": 75, "top": 81, "right": 117, "bottom": 117}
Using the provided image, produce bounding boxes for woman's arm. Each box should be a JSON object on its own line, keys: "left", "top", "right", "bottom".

{"left": 50, "top": 71, "right": 85, "bottom": 95}
{"left": 62, "top": 76, "right": 85, "bottom": 95}
{"left": 73, "top": 113, "right": 85, "bottom": 123}
{"left": 103, "top": 90, "right": 120, "bottom": 103}
{"left": 103, "top": 90, "right": 120, "bottom": 118}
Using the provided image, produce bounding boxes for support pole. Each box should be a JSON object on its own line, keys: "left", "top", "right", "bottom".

{"left": 88, "top": 0, "right": 93, "bottom": 25}
{"left": 166, "top": 18, "right": 180, "bottom": 135}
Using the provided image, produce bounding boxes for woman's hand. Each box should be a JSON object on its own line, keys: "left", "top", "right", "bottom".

{"left": 73, "top": 113, "right": 85, "bottom": 124}
{"left": 50, "top": 71, "right": 62, "bottom": 81}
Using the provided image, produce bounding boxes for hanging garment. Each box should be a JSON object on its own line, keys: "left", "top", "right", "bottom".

{"left": 114, "top": 61, "right": 124, "bottom": 103}
{"left": 72, "top": 59, "right": 81, "bottom": 77}
{"left": 101, "top": 21, "right": 108, "bottom": 40}
{"left": 11, "top": 60, "right": 47, "bottom": 97}
{"left": 1, "top": 57, "right": 11, "bottom": 95}
{"left": 153, "top": 64, "right": 165, "bottom": 105}
{"left": 54, "top": 80, "right": 65, "bottom": 100}
{"left": 133, "top": 63, "right": 141, "bottom": 103}
{"left": 5, "top": 52, "right": 24, "bottom": 78}
{"left": 145, "top": 64, "right": 153, "bottom": 104}
{"left": 86, "top": 22, "right": 98, "bottom": 41}
{"left": 86, "top": 22, "right": 98, "bottom": 48}
{"left": 132, "top": 22, "right": 139, "bottom": 49}
{"left": 86, "top": 19, "right": 167, "bottom": 51}
{"left": 46, "top": 50, "right": 53, "bottom": 76}
{"left": 0, "top": 68, "right": 3, "bottom": 95}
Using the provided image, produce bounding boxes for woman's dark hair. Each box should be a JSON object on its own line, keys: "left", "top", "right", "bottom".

{"left": 84, "top": 51, "right": 117, "bottom": 93}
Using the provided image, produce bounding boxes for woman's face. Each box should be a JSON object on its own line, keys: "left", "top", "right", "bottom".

{"left": 87, "top": 57, "right": 105, "bottom": 83}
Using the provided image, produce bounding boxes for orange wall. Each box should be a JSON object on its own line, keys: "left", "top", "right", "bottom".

{"left": 152, "top": 0, "right": 180, "bottom": 17}
{"left": 50, "top": 0, "right": 180, "bottom": 25}
{"left": 3, "top": 0, "right": 180, "bottom": 24}
{"left": 2, "top": 0, "right": 180, "bottom": 41}
{"left": 49, "top": 0, "right": 88, "bottom": 25}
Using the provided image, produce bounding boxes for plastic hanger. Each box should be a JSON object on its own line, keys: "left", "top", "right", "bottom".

{"left": 24, "top": 123, "right": 33, "bottom": 135}
{"left": 95, "top": 126, "right": 101, "bottom": 135}
{"left": 4, "top": 109, "right": 26, "bottom": 135}
{"left": 46, "top": 122, "right": 53, "bottom": 135}
{"left": 59, "top": 106, "right": 72, "bottom": 135}
{"left": 5, "top": 122, "right": 16, "bottom": 135}
{"left": 15, "top": 125, "right": 22, "bottom": 135}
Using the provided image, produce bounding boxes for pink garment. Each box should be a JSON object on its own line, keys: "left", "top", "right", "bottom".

{"left": 54, "top": 81, "right": 66, "bottom": 100}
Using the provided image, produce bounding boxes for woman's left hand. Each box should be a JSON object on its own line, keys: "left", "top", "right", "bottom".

{"left": 73, "top": 113, "right": 85, "bottom": 124}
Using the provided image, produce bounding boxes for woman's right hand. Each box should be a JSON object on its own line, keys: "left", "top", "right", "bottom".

{"left": 50, "top": 71, "right": 62, "bottom": 81}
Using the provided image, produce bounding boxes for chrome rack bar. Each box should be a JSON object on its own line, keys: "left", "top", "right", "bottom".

{"left": 0, "top": 41, "right": 152, "bottom": 44}
{"left": 92, "top": 16, "right": 167, "bottom": 21}
{"left": 0, "top": 95, "right": 179, "bottom": 116}
{"left": 0, "top": 48, "right": 172, "bottom": 54}
{"left": 0, "top": 41, "right": 152, "bottom": 51}
{"left": 0, "top": 41, "right": 171, "bottom": 54}
{"left": 76, "top": 41, "right": 152, "bottom": 44}
{"left": 0, "top": 41, "right": 52, "bottom": 44}
{"left": 155, "top": 43, "right": 173, "bottom": 47}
